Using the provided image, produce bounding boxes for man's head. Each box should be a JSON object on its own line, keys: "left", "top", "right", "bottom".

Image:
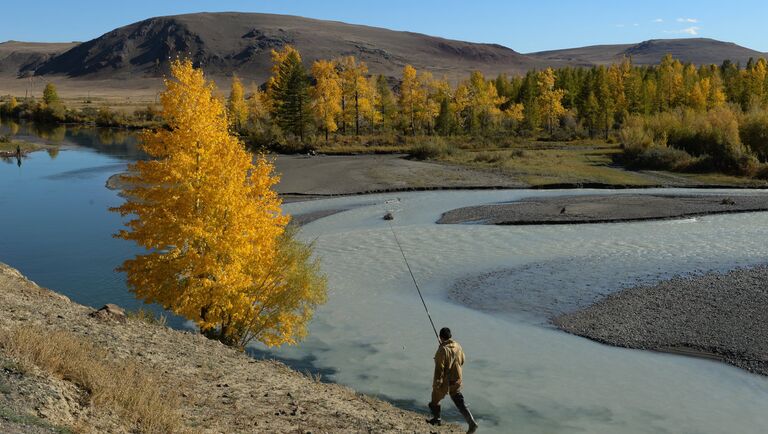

{"left": 439, "top": 327, "right": 451, "bottom": 342}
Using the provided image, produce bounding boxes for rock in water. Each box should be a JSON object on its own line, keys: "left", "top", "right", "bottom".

{"left": 383, "top": 212, "right": 394, "bottom": 221}
{"left": 89, "top": 304, "right": 127, "bottom": 323}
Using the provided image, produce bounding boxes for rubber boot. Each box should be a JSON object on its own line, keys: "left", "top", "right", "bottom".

{"left": 451, "top": 393, "right": 478, "bottom": 433}
{"left": 426, "top": 402, "right": 442, "bottom": 426}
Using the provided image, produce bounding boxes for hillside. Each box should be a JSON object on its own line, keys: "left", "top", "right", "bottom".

{"left": 0, "top": 41, "right": 78, "bottom": 77}
{"left": 528, "top": 38, "right": 766, "bottom": 66}
{"left": 31, "top": 12, "right": 552, "bottom": 84}
{"left": 0, "top": 262, "right": 462, "bottom": 433}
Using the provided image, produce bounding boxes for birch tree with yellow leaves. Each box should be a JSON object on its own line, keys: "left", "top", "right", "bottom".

{"left": 310, "top": 59, "right": 342, "bottom": 142}
{"left": 227, "top": 75, "right": 248, "bottom": 132}
{"left": 536, "top": 68, "right": 566, "bottom": 134}
{"left": 113, "top": 59, "right": 326, "bottom": 349}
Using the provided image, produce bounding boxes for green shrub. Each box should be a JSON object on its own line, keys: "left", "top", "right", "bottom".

{"left": 621, "top": 107, "right": 750, "bottom": 173}
{"left": 408, "top": 137, "right": 457, "bottom": 160}
{"left": 622, "top": 144, "right": 694, "bottom": 171}
{"left": 740, "top": 111, "right": 768, "bottom": 163}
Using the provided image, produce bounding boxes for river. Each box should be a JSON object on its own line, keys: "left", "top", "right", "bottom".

{"left": 1, "top": 119, "right": 767, "bottom": 433}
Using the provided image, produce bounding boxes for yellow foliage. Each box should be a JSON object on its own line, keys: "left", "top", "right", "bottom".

{"left": 247, "top": 83, "right": 270, "bottom": 125}
{"left": 338, "top": 56, "right": 377, "bottom": 135}
{"left": 310, "top": 59, "right": 342, "bottom": 139}
{"left": 398, "top": 65, "right": 436, "bottom": 134}
{"left": 536, "top": 68, "right": 566, "bottom": 133}
{"left": 228, "top": 75, "right": 248, "bottom": 130}
{"left": 113, "top": 59, "right": 326, "bottom": 348}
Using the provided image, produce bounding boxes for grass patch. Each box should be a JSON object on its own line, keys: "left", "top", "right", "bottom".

{"left": 442, "top": 141, "right": 657, "bottom": 186}
{"left": 0, "top": 326, "right": 183, "bottom": 433}
{"left": 126, "top": 308, "right": 168, "bottom": 327}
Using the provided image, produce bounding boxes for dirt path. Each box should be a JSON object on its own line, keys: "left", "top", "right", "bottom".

{"left": 0, "top": 263, "right": 461, "bottom": 433}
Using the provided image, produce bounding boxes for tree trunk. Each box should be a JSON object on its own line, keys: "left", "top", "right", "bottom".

{"left": 355, "top": 91, "right": 360, "bottom": 136}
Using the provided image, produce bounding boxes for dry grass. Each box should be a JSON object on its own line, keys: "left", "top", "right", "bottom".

{"left": 126, "top": 308, "right": 168, "bottom": 327}
{"left": 0, "top": 326, "right": 184, "bottom": 434}
{"left": 443, "top": 141, "right": 657, "bottom": 186}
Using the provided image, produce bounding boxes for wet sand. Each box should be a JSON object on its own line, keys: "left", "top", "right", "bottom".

{"left": 438, "top": 194, "right": 768, "bottom": 225}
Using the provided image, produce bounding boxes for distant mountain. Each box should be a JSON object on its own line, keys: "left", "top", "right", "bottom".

{"left": 28, "top": 12, "right": 555, "bottom": 83}
{"left": 0, "top": 41, "right": 78, "bottom": 77}
{"left": 528, "top": 38, "right": 766, "bottom": 66}
{"left": 3, "top": 15, "right": 767, "bottom": 90}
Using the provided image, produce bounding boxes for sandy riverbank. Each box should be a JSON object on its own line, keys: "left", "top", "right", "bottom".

{"left": 438, "top": 193, "right": 768, "bottom": 225}
{"left": 0, "top": 263, "right": 460, "bottom": 433}
{"left": 106, "top": 153, "right": 525, "bottom": 197}
{"left": 553, "top": 265, "right": 768, "bottom": 376}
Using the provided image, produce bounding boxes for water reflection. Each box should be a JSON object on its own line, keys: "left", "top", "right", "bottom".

{"left": 0, "top": 118, "right": 145, "bottom": 160}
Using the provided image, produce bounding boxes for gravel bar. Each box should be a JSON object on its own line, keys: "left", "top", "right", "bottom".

{"left": 553, "top": 266, "right": 768, "bottom": 376}
{"left": 438, "top": 194, "right": 768, "bottom": 225}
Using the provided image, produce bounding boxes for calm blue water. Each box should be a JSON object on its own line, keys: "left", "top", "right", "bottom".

{"left": 0, "top": 120, "right": 166, "bottom": 316}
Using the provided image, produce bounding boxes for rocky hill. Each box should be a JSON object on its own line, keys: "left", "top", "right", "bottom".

{"left": 0, "top": 41, "right": 78, "bottom": 77}
{"left": 527, "top": 38, "right": 766, "bottom": 66}
{"left": 30, "top": 12, "right": 552, "bottom": 84}
{"left": 0, "top": 262, "right": 461, "bottom": 433}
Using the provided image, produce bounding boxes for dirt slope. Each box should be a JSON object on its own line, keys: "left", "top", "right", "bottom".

{"left": 0, "top": 263, "right": 461, "bottom": 433}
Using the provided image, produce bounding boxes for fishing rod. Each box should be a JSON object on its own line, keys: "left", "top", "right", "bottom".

{"left": 387, "top": 219, "right": 440, "bottom": 342}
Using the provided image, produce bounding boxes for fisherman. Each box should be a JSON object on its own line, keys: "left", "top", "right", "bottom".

{"left": 427, "top": 327, "right": 478, "bottom": 433}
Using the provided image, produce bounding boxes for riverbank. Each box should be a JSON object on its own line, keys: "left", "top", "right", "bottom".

{"left": 438, "top": 193, "right": 768, "bottom": 225}
{"left": 107, "top": 153, "right": 768, "bottom": 199}
{"left": 0, "top": 263, "right": 461, "bottom": 433}
{"left": 553, "top": 265, "right": 768, "bottom": 376}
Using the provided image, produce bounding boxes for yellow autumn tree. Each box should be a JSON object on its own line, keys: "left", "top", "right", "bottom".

{"left": 688, "top": 78, "right": 708, "bottom": 112}
{"left": 657, "top": 54, "right": 684, "bottom": 110}
{"left": 338, "top": 56, "right": 374, "bottom": 136}
{"left": 310, "top": 59, "right": 342, "bottom": 142}
{"left": 399, "top": 65, "right": 428, "bottom": 135}
{"left": 463, "top": 71, "right": 503, "bottom": 133}
{"left": 536, "top": 68, "right": 566, "bottom": 134}
{"left": 361, "top": 76, "right": 383, "bottom": 130}
{"left": 247, "top": 83, "right": 270, "bottom": 130}
{"left": 113, "top": 59, "right": 327, "bottom": 348}
{"left": 416, "top": 70, "right": 440, "bottom": 132}
{"left": 503, "top": 103, "right": 525, "bottom": 129}
{"left": 228, "top": 75, "right": 248, "bottom": 131}
{"left": 707, "top": 75, "right": 727, "bottom": 109}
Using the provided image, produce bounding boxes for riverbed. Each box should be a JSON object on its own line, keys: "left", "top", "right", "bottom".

{"left": 1, "top": 120, "right": 768, "bottom": 433}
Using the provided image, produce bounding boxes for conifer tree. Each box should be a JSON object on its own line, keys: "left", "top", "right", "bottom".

{"left": 269, "top": 47, "right": 311, "bottom": 141}
{"left": 374, "top": 75, "right": 397, "bottom": 131}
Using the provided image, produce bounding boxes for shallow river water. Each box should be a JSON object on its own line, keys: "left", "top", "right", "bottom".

{"left": 1, "top": 120, "right": 767, "bottom": 433}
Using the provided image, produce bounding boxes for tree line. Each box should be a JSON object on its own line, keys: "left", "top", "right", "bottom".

{"left": 232, "top": 47, "right": 768, "bottom": 143}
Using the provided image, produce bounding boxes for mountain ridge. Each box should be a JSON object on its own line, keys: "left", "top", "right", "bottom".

{"left": 527, "top": 37, "right": 767, "bottom": 66}
{"left": 2, "top": 13, "right": 767, "bottom": 89}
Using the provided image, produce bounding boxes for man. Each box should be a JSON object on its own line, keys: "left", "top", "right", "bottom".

{"left": 428, "top": 327, "right": 478, "bottom": 433}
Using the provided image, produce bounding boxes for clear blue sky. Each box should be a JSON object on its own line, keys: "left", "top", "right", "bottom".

{"left": 3, "top": 0, "right": 767, "bottom": 52}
